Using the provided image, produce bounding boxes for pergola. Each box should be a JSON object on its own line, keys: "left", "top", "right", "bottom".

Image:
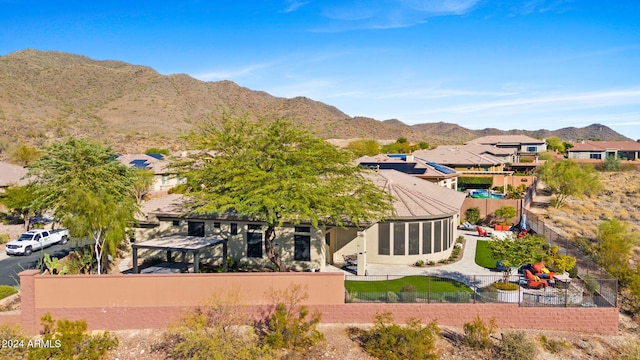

{"left": 131, "top": 235, "right": 224, "bottom": 274}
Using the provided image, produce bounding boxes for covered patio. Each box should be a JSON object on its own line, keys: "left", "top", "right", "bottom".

{"left": 131, "top": 235, "right": 224, "bottom": 274}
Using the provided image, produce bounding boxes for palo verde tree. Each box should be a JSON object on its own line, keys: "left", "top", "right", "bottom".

{"left": 27, "top": 138, "right": 138, "bottom": 274}
{"left": 488, "top": 233, "right": 545, "bottom": 283}
{"left": 596, "top": 218, "right": 638, "bottom": 282}
{"left": 174, "top": 114, "right": 394, "bottom": 271}
{"left": 0, "top": 183, "right": 41, "bottom": 229}
{"left": 537, "top": 159, "right": 601, "bottom": 208}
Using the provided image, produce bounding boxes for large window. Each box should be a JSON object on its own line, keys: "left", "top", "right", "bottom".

{"left": 422, "top": 222, "right": 432, "bottom": 254}
{"left": 443, "top": 220, "right": 450, "bottom": 250}
{"left": 590, "top": 153, "right": 602, "bottom": 160}
{"left": 527, "top": 146, "right": 537, "bottom": 152}
{"left": 434, "top": 221, "right": 442, "bottom": 252}
{"left": 393, "top": 223, "right": 405, "bottom": 255}
{"left": 247, "top": 224, "right": 262, "bottom": 258}
{"left": 378, "top": 223, "right": 390, "bottom": 255}
{"left": 294, "top": 235, "right": 311, "bottom": 261}
{"left": 187, "top": 221, "right": 205, "bottom": 237}
{"left": 408, "top": 223, "right": 420, "bottom": 255}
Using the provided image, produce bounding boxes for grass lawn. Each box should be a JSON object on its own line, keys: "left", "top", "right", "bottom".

{"left": 475, "top": 240, "right": 498, "bottom": 269}
{"left": 345, "top": 275, "right": 473, "bottom": 294}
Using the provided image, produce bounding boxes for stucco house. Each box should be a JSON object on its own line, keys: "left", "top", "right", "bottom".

{"left": 355, "top": 154, "right": 459, "bottom": 190}
{"left": 465, "top": 135, "right": 547, "bottom": 162}
{"left": 133, "top": 169, "right": 465, "bottom": 274}
{"left": 117, "top": 154, "right": 183, "bottom": 193}
{"left": 567, "top": 141, "right": 640, "bottom": 161}
{"left": 412, "top": 145, "right": 516, "bottom": 173}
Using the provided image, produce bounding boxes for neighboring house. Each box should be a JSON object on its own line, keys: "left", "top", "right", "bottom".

{"left": 466, "top": 135, "right": 547, "bottom": 162}
{"left": 134, "top": 169, "right": 466, "bottom": 272}
{"left": 412, "top": 145, "right": 513, "bottom": 173}
{"left": 117, "top": 154, "right": 182, "bottom": 193}
{"left": 567, "top": 141, "right": 640, "bottom": 161}
{"left": 355, "top": 154, "right": 459, "bottom": 190}
{"left": 0, "top": 162, "right": 28, "bottom": 191}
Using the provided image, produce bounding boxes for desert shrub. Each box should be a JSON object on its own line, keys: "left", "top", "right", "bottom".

{"left": 399, "top": 284, "right": 417, "bottom": 303}
{"left": 465, "top": 207, "right": 481, "bottom": 224}
{"left": 154, "top": 292, "right": 273, "bottom": 360}
{"left": 0, "top": 285, "right": 17, "bottom": 300}
{"left": 28, "top": 313, "right": 118, "bottom": 360}
{"left": 260, "top": 284, "right": 324, "bottom": 355}
{"left": 616, "top": 336, "right": 640, "bottom": 360}
{"left": 463, "top": 315, "right": 496, "bottom": 350}
{"left": 359, "top": 312, "right": 440, "bottom": 360}
{"left": 0, "top": 234, "right": 9, "bottom": 245}
{"left": 385, "top": 291, "right": 399, "bottom": 303}
{"left": 539, "top": 334, "right": 568, "bottom": 354}
{"left": 0, "top": 323, "right": 29, "bottom": 359}
{"left": 414, "top": 260, "right": 425, "bottom": 267}
{"left": 500, "top": 331, "right": 537, "bottom": 360}
{"left": 492, "top": 282, "right": 520, "bottom": 291}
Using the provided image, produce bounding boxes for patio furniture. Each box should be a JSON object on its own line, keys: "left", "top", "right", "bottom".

{"left": 523, "top": 269, "right": 549, "bottom": 289}
{"left": 476, "top": 226, "right": 490, "bottom": 237}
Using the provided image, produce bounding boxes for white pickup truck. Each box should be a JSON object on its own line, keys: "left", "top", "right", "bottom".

{"left": 5, "top": 229, "right": 69, "bottom": 256}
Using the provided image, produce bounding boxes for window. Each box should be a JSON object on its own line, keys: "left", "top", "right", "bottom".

{"left": 527, "top": 146, "right": 537, "bottom": 152}
{"left": 294, "top": 235, "right": 311, "bottom": 261}
{"left": 378, "top": 223, "right": 390, "bottom": 255}
{"left": 247, "top": 225, "right": 263, "bottom": 258}
{"left": 325, "top": 232, "right": 331, "bottom": 246}
{"left": 294, "top": 227, "right": 311, "bottom": 261}
{"left": 590, "top": 153, "right": 602, "bottom": 160}
{"left": 187, "top": 222, "right": 205, "bottom": 237}
{"left": 231, "top": 223, "right": 238, "bottom": 235}
{"left": 393, "top": 223, "right": 405, "bottom": 255}
{"left": 443, "top": 220, "right": 450, "bottom": 250}
{"left": 161, "top": 175, "right": 168, "bottom": 185}
{"left": 213, "top": 222, "right": 221, "bottom": 229}
{"left": 434, "top": 221, "right": 442, "bottom": 252}
{"left": 408, "top": 223, "right": 420, "bottom": 255}
{"left": 422, "top": 221, "right": 432, "bottom": 254}
{"left": 172, "top": 220, "right": 180, "bottom": 227}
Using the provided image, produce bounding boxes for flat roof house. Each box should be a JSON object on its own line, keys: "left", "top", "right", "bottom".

{"left": 133, "top": 169, "right": 465, "bottom": 274}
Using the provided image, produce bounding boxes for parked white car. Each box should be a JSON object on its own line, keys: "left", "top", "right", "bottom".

{"left": 5, "top": 229, "right": 69, "bottom": 256}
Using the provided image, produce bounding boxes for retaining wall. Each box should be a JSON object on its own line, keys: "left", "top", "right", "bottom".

{"left": 0, "top": 270, "right": 619, "bottom": 335}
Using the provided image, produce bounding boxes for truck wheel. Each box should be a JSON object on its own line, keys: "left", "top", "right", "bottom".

{"left": 24, "top": 247, "right": 32, "bottom": 256}
{"left": 60, "top": 236, "right": 68, "bottom": 245}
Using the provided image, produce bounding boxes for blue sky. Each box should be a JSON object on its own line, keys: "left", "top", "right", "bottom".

{"left": 2, "top": 0, "right": 640, "bottom": 140}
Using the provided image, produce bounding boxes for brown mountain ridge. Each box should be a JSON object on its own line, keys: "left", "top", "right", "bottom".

{"left": 0, "top": 49, "right": 630, "bottom": 154}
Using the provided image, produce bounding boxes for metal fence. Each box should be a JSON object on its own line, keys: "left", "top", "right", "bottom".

{"left": 344, "top": 274, "right": 616, "bottom": 307}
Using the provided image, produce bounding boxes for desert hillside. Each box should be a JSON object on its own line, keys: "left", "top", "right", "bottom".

{"left": 0, "top": 49, "right": 631, "bottom": 155}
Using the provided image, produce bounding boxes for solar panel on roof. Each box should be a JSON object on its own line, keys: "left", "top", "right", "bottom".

{"left": 146, "top": 153, "right": 165, "bottom": 160}
{"left": 415, "top": 157, "right": 457, "bottom": 175}
{"left": 129, "top": 159, "right": 151, "bottom": 169}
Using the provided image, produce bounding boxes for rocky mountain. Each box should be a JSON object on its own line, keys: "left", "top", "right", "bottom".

{"left": 0, "top": 49, "right": 631, "bottom": 154}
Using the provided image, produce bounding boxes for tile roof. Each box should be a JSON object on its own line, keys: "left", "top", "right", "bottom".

{"left": 142, "top": 170, "right": 464, "bottom": 222}
{"left": 569, "top": 141, "right": 640, "bottom": 152}
{"left": 368, "top": 170, "right": 465, "bottom": 219}
{"left": 466, "top": 135, "right": 544, "bottom": 145}
{"left": 0, "top": 162, "right": 29, "bottom": 187}
{"left": 413, "top": 145, "right": 506, "bottom": 166}
{"left": 117, "top": 154, "right": 171, "bottom": 174}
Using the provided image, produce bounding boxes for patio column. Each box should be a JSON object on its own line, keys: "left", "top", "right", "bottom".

{"left": 132, "top": 247, "right": 138, "bottom": 274}
{"left": 356, "top": 231, "right": 367, "bottom": 276}
{"left": 193, "top": 251, "right": 200, "bottom": 273}
{"left": 166, "top": 250, "right": 172, "bottom": 262}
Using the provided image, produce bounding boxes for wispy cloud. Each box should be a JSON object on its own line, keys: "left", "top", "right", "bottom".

{"left": 194, "top": 63, "right": 271, "bottom": 82}
{"left": 282, "top": 0, "right": 311, "bottom": 13}
{"left": 312, "top": 0, "right": 480, "bottom": 32}
{"left": 415, "top": 89, "right": 640, "bottom": 116}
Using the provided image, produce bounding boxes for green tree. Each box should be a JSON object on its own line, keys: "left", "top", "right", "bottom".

{"left": 0, "top": 184, "right": 40, "bottom": 229}
{"left": 494, "top": 205, "right": 517, "bottom": 225}
{"left": 488, "top": 233, "right": 545, "bottom": 283}
{"left": 545, "top": 136, "right": 566, "bottom": 153}
{"left": 174, "top": 115, "right": 393, "bottom": 271}
{"left": 144, "top": 147, "right": 170, "bottom": 156}
{"left": 346, "top": 139, "right": 380, "bottom": 157}
{"left": 132, "top": 168, "right": 155, "bottom": 203}
{"left": 27, "top": 138, "right": 138, "bottom": 274}
{"left": 465, "top": 207, "right": 480, "bottom": 224}
{"left": 596, "top": 219, "right": 638, "bottom": 281}
{"left": 9, "top": 145, "right": 40, "bottom": 166}
{"left": 537, "top": 160, "right": 601, "bottom": 208}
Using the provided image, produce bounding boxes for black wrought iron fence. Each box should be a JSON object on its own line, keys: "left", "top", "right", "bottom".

{"left": 344, "top": 274, "right": 616, "bottom": 307}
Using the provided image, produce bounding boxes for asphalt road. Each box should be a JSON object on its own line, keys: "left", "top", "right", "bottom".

{"left": 0, "top": 242, "right": 79, "bottom": 286}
